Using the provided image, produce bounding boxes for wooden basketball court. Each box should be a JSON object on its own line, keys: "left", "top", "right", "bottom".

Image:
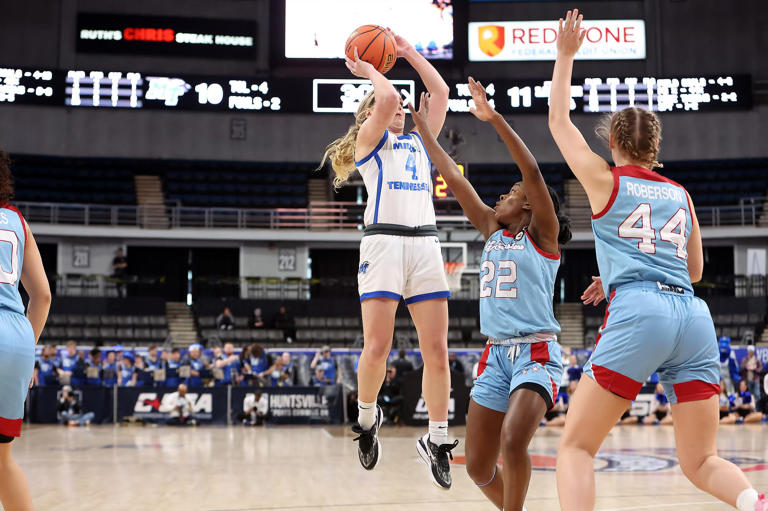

{"left": 13, "top": 423, "right": 768, "bottom": 510}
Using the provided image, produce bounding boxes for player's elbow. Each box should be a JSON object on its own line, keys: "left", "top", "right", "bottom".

{"left": 30, "top": 285, "right": 52, "bottom": 307}
{"left": 431, "top": 83, "right": 450, "bottom": 99}
{"left": 688, "top": 263, "right": 703, "bottom": 283}
{"left": 378, "top": 91, "right": 400, "bottom": 111}
{"left": 548, "top": 113, "right": 569, "bottom": 131}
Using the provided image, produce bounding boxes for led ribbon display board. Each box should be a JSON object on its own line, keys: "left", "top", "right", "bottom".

{"left": 0, "top": 67, "right": 752, "bottom": 114}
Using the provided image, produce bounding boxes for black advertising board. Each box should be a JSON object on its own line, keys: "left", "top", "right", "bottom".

{"left": 77, "top": 13, "right": 257, "bottom": 60}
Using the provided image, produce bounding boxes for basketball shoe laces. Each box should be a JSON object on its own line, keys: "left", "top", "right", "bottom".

{"left": 434, "top": 439, "right": 460, "bottom": 474}
{"left": 351, "top": 424, "right": 375, "bottom": 452}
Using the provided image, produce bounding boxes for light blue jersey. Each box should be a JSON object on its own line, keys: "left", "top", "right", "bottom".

{"left": 0, "top": 204, "right": 26, "bottom": 315}
{"left": 479, "top": 228, "right": 561, "bottom": 340}
{"left": 592, "top": 165, "right": 692, "bottom": 296}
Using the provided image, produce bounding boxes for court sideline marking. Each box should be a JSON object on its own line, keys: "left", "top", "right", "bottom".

{"left": 600, "top": 501, "right": 722, "bottom": 511}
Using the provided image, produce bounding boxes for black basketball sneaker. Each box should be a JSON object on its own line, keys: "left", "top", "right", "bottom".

{"left": 351, "top": 405, "right": 384, "bottom": 470}
{"left": 417, "top": 433, "right": 459, "bottom": 489}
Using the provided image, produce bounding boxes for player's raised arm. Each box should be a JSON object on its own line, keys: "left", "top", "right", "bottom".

{"left": 20, "top": 221, "right": 51, "bottom": 343}
{"left": 407, "top": 93, "right": 498, "bottom": 239}
{"left": 390, "top": 30, "right": 449, "bottom": 137}
{"left": 468, "top": 77, "right": 559, "bottom": 250}
{"left": 547, "top": 9, "right": 613, "bottom": 213}
{"left": 345, "top": 48, "right": 401, "bottom": 156}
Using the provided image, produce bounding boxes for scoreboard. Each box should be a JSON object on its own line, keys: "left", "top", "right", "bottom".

{"left": 0, "top": 66, "right": 752, "bottom": 114}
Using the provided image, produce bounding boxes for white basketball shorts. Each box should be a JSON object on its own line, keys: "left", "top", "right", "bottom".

{"left": 357, "top": 234, "right": 450, "bottom": 304}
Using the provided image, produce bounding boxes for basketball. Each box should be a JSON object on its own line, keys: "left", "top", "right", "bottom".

{"left": 345, "top": 25, "right": 398, "bottom": 74}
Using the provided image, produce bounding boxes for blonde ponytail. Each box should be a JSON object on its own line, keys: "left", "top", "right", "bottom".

{"left": 320, "top": 91, "right": 377, "bottom": 189}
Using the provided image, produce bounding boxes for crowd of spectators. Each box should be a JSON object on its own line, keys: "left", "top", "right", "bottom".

{"left": 215, "top": 304, "right": 296, "bottom": 342}
{"left": 32, "top": 341, "right": 317, "bottom": 389}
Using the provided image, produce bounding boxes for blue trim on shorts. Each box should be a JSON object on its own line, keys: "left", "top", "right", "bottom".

{"left": 373, "top": 154, "right": 384, "bottom": 224}
{"left": 354, "top": 130, "right": 389, "bottom": 167}
{"left": 404, "top": 290, "right": 450, "bottom": 305}
{"left": 360, "top": 291, "right": 402, "bottom": 302}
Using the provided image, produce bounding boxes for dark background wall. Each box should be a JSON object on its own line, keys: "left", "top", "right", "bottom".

{"left": 0, "top": 0, "right": 765, "bottom": 164}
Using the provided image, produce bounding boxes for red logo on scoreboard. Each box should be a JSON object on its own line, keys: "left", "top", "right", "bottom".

{"left": 478, "top": 25, "right": 505, "bottom": 57}
{"left": 123, "top": 28, "right": 175, "bottom": 42}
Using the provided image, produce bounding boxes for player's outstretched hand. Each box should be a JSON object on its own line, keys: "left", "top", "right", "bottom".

{"left": 468, "top": 77, "right": 498, "bottom": 122}
{"left": 580, "top": 276, "right": 605, "bottom": 305}
{"left": 344, "top": 47, "right": 376, "bottom": 79}
{"left": 407, "top": 92, "right": 431, "bottom": 132}
{"left": 386, "top": 28, "right": 412, "bottom": 58}
{"left": 557, "top": 9, "right": 586, "bottom": 58}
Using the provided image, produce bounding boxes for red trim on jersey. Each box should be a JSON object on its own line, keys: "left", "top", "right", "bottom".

{"left": 501, "top": 229, "right": 516, "bottom": 238}
{"left": 4, "top": 205, "right": 26, "bottom": 247}
{"left": 476, "top": 344, "right": 491, "bottom": 378}
{"left": 0, "top": 416, "right": 22, "bottom": 437}
{"left": 530, "top": 342, "right": 550, "bottom": 365}
{"left": 591, "top": 165, "right": 688, "bottom": 220}
{"left": 593, "top": 289, "right": 616, "bottom": 347}
{"left": 524, "top": 230, "right": 560, "bottom": 260}
{"left": 591, "top": 363, "right": 642, "bottom": 400}
{"left": 591, "top": 168, "right": 621, "bottom": 219}
{"left": 673, "top": 380, "right": 720, "bottom": 403}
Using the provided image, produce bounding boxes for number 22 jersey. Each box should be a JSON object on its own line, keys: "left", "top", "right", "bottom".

{"left": 479, "top": 228, "right": 561, "bottom": 340}
{"left": 591, "top": 165, "right": 692, "bottom": 297}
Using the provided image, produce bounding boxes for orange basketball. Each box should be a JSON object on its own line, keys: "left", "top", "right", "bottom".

{"left": 344, "top": 25, "right": 398, "bottom": 74}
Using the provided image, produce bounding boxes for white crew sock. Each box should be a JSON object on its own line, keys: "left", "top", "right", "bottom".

{"left": 428, "top": 420, "right": 448, "bottom": 445}
{"left": 357, "top": 400, "right": 376, "bottom": 430}
{"left": 737, "top": 488, "right": 759, "bottom": 511}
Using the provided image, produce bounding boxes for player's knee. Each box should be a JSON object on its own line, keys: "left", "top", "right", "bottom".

{"left": 465, "top": 454, "right": 495, "bottom": 484}
{"left": 420, "top": 343, "right": 448, "bottom": 368}
{"left": 501, "top": 428, "right": 527, "bottom": 457}
{"left": 361, "top": 340, "right": 390, "bottom": 364}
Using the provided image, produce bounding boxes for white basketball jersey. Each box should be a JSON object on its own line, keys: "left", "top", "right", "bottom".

{"left": 355, "top": 130, "right": 436, "bottom": 227}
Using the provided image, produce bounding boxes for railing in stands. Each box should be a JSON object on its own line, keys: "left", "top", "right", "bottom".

{"left": 14, "top": 197, "right": 766, "bottom": 230}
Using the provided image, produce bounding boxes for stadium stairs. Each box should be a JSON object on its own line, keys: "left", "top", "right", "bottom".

{"left": 555, "top": 303, "right": 584, "bottom": 349}
{"left": 166, "top": 302, "right": 199, "bottom": 347}
{"left": 134, "top": 175, "right": 169, "bottom": 229}
{"left": 564, "top": 179, "right": 591, "bottom": 231}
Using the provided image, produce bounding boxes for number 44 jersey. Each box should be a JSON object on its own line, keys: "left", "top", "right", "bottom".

{"left": 479, "top": 228, "right": 561, "bottom": 340}
{"left": 0, "top": 203, "right": 26, "bottom": 315}
{"left": 592, "top": 165, "right": 693, "bottom": 298}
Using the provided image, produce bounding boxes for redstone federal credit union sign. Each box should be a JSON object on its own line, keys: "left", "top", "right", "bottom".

{"left": 469, "top": 19, "right": 645, "bottom": 61}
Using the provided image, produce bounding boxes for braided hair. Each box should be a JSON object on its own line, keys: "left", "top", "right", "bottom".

{"left": 596, "top": 107, "right": 663, "bottom": 169}
{"left": 0, "top": 151, "right": 14, "bottom": 204}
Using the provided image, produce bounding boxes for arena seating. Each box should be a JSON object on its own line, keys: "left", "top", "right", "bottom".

{"left": 163, "top": 161, "right": 310, "bottom": 208}
{"left": 40, "top": 297, "right": 169, "bottom": 345}
{"left": 468, "top": 163, "right": 565, "bottom": 206}
{"left": 12, "top": 155, "right": 136, "bottom": 205}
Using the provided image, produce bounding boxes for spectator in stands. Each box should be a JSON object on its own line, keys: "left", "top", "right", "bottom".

{"left": 118, "top": 354, "right": 137, "bottom": 386}
{"left": 86, "top": 349, "right": 102, "bottom": 386}
{"left": 719, "top": 380, "right": 737, "bottom": 424}
{"left": 165, "top": 348, "right": 182, "bottom": 388}
{"left": 214, "top": 343, "right": 242, "bottom": 386}
{"left": 133, "top": 354, "right": 149, "bottom": 386}
{"left": 378, "top": 365, "right": 404, "bottom": 424}
{"left": 719, "top": 336, "right": 740, "bottom": 395}
{"left": 111, "top": 247, "right": 128, "bottom": 298}
{"left": 239, "top": 345, "right": 253, "bottom": 385}
{"left": 265, "top": 356, "right": 293, "bottom": 387}
{"left": 144, "top": 345, "right": 162, "bottom": 386}
{"left": 240, "top": 391, "right": 269, "bottom": 425}
{"left": 734, "top": 379, "right": 763, "bottom": 423}
{"left": 57, "top": 386, "right": 94, "bottom": 427}
{"left": 448, "top": 352, "right": 464, "bottom": 375}
{"left": 186, "top": 344, "right": 207, "bottom": 387}
{"left": 740, "top": 345, "right": 762, "bottom": 401}
{"left": 311, "top": 346, "right": 338, "bottom": 384}
{"left": 566, "top": 354, "right": 582, "bottom": 383}
{"left": 160, "top": 383, "right": 195, "bottom": 426}
{"left": 391, "top": 349, "right": 414, "bottom": 383}
{"left": 546, "top": 380, "right": 577, "bottom": 427}
{"left": 249, "top": 344, "right": 269, "bottom": 386}
{"left": 252, "top": 308, "right": 264, "bottom": 329}
{"left": 280, "top": 352, "right": 297, "bottom": 385}
{"left": 58, "top": 340, "right": 84, "bottom": 386}
{"left": 641, "top": 383, "right": 673, "bottom": 425}
{"left": 34, "top": 345, "right": 59, "bottom": 386}
{"left": 102, "top": 351, "right": 118, "bottom": 387}
{"left": 216, "top": 307, "right": 235, "bottom": 330}
{"left": 272, "top": 305, "right": 295, "bottom": 343}
{"left": 313, "top": 368, "right": 332, "bottom": 386}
